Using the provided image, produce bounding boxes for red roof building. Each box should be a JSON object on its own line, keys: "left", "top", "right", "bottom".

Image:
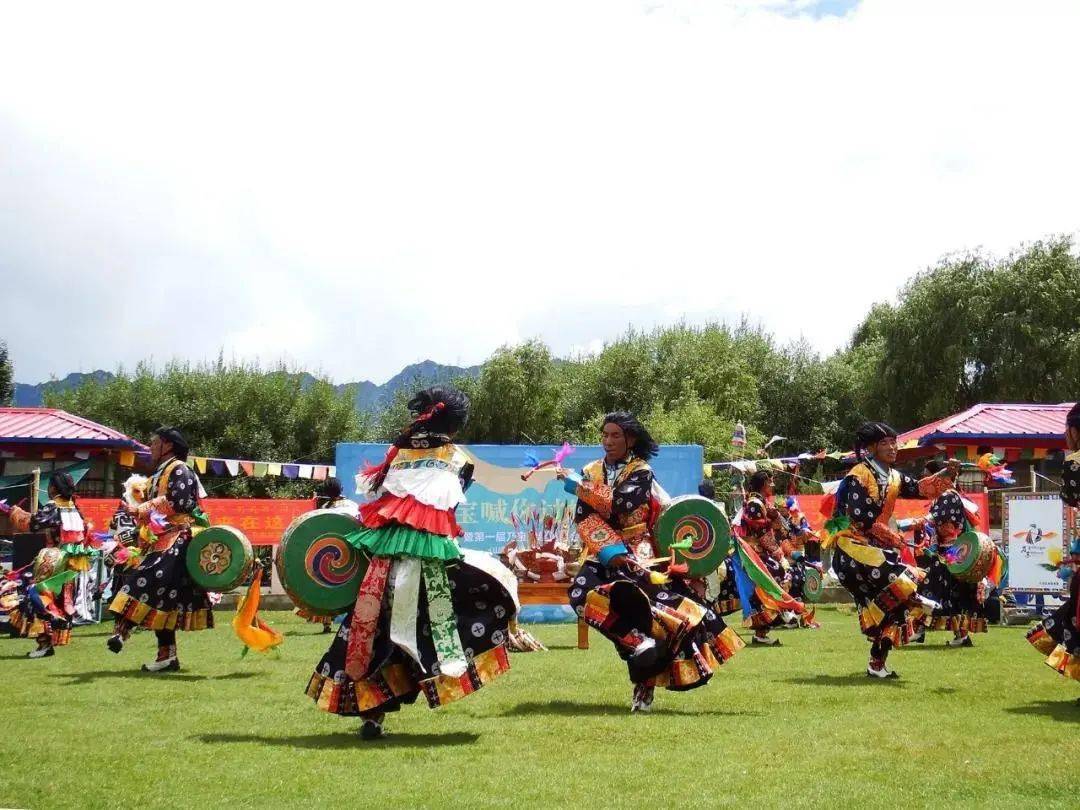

{"left": 0, "top": 408, "right": 147, "bottom": 498}
{"left": 897, "top": 403, "right": 1073, "bottom": 462}
{"left": 0, "top": 408, "right": 146, "bottom": 451}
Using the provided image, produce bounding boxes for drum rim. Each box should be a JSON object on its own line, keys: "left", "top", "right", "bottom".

{"left": 803, "top": 566, "right": 824, "bottom": 602}
{"left": 186, "top": 525, "right": 254, "bottom": 590}
{"left": 655, "top": 495, "right": 732, "bottom": 575}
{"left": 277, "top": 509, "right": 367, "bottom": 614}
{"left": 947, "top": 531, "right": 993, "bottom": 582}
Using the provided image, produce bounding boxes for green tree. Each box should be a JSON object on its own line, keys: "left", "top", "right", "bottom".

{"left": 557, "top": 323, "right": 765, "bottom": 444}
{"left": 646, "top": 390, "right": 753, "bottom": 462}
{"left": 458, "top": 340, "right": 562, "bottom": 443}
{"left": 0, "top": 341, "right": 12, "bottom": 406}
{"left": 46, "top": 359, "right": 365, "bottom": 497}
{"left": 850, "top": 237, "right": 1080, "bottom": 428}
{"left": 369, "top": 388, "right": 413, "bottom": 442}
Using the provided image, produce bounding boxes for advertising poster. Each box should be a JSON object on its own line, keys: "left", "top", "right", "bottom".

{"left": 1003, "top": 493, "right": 1069, "bottom": 593}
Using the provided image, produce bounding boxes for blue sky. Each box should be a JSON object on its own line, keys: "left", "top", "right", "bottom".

{"left": 777, "top": 0, "right": 861, "bottom": 19}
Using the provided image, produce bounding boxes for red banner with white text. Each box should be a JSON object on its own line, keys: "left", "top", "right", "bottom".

{"left": 79, "top": 498, "right": 314, "bottom": 545}
{"left": 77, "top": 493, "right": 990, "bottom": 548}
{"left": 795, "top": 493, "right": 990, "bottom": 535}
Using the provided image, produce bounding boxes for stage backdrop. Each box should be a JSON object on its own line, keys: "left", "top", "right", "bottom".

{"left": 336, "top": 443, "right": 704, "bottom": 555}
{"left": 78, "top": 498, "right": 313, "bottom": 545}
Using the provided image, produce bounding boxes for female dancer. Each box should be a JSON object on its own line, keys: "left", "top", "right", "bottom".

{"left": 306, "top": 387, "right": 517, "bottom": 739}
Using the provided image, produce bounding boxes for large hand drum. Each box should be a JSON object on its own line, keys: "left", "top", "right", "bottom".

{"left": 276, "top": 511, "right": 368, "bottom": 616}
{"left": 654, "top": 496, "right": 732, "bottom": 578}
{"left": 186, "top": 526, "right": 254, "bottom": 591}
{"left": 946, "top": 531, "right": 997, "bottom": 583}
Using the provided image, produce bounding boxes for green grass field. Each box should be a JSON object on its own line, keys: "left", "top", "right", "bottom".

{"left": 1, "top": 608, "right": 1077, "bottom": 809}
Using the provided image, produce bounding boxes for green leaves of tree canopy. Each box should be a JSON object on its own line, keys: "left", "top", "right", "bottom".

{"left": 45, "top": 359, "right": 366, "bottom": 497}
{"left": 849, "top": 237, "right": 1080, "bottom": 427}
{"left": 0, "top": 341, "right": 13, "bottom": 407}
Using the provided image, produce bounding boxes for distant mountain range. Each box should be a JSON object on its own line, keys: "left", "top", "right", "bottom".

{"left": 13, "top": 360, "right": 481, "bottom": 412}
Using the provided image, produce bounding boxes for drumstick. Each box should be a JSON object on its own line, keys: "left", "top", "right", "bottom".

{"left": 3, "top": 562, "right": 34, "bottom": 581}
{"left": 520, "top": 461, "right": 559, "bottom": 481}
{"left": 521, "top": 442, "right": 576, "bottom": 481}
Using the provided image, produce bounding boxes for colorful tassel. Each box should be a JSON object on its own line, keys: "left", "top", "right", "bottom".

{"left": 232, "top": 569, "right": 284, "bottom": 654}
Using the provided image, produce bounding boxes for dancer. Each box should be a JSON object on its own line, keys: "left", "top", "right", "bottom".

{"left": 0, "top": 472, "right": 90, "bottom": 658}
{"left": 107, "top": 427, "right": 214, "bottom": 672}
{"left": 909, "top": 461, "right": 987, "bottom": 646}
{"left": 306, "top": 387, "right": 516, "bottom": 739}
{"left": 822, "top": 422, "right": 954, "bottom": 678}
{"left": 562, "top": 412, "right": 743, "bottom": 713}
{"left": 1026, "top": 402, "right": 1080, "bottom": 684}
{"left": 734, "top": 471, "right": 788, "bottom": 644}
{"left": 777, "top": 496, "right": 821, "bottom": 629}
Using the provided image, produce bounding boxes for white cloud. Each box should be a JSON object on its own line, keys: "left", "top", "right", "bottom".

{"left": 1, "top": 0, "right": 1078, "bottom": 383}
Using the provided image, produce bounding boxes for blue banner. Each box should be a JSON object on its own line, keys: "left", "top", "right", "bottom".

{"left": 336, "top": 443, "right": 703, "bottom": 555}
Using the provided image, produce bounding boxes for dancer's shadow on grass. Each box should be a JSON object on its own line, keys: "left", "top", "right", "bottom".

{"left": 282, "top": 628, "right": 342, "bottom": 638}
{"left": 500, "top": 700, "right": 763, "bottom": 718}
{"left": 783, "top": 674, "right": 905, "bottom": 688}
{"left": 1003, "top": 700, "right": 1080, "bottom": 723}
{"left": 49, "top": 670, "right": 262, "bottom": 685}
{"left": 195, "top": 731, "right": 479, "bottom": 749}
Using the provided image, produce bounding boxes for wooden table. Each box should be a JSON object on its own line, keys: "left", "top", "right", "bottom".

{"left": 516, "top": 581, "right": 589, "bottom": 649}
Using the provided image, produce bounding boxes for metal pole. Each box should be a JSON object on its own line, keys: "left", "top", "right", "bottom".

{"left": 94, "top": 554, "right": 105, "bottom": 623}
{"left": 1030, "top": 462, "right": 1037, "bottom": 493}
{"left": 30, "top": 468, "right": 40, "bottom": 515}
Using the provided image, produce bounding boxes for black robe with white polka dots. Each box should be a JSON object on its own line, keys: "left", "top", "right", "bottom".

{"left": 829, "top": 463, "right": 925, "bottom": 647}
{"left": 110, "top": 460, "right": 214, "bottom": 631}
{"left": 918, "top": 491, "right": 987, "bottom": 632}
